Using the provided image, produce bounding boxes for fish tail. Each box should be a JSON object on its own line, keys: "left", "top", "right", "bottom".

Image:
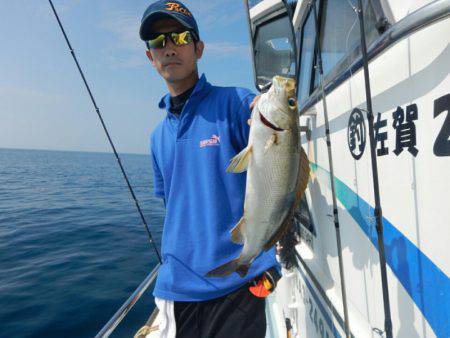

{"left": 206, "top": 258, "right": 250, "bottom": 278}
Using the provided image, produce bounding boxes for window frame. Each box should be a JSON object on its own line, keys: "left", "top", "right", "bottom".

{"left": 312, "top": 0, "right": 381, "bottom": 91}
{"left": 296, "top": 0, "right": 387, "bottom": 110}
{"left": 297, "top": 8, "right": 317, "bottom": 106}
{"left": 250, "top": 2, "right": 299, "bottom": 93}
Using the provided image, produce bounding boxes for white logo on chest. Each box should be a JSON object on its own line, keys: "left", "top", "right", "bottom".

{"left": 200, "top": 134, "right": 220, "bottom": 148}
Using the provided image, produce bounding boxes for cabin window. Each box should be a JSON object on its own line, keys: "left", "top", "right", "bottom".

{"left": 298, "top": 10, "right": 316, "bottom": 106}
{"left": 286, "top": 0, "right": 298, "bottom": 13}
{"left": 313, "top": 0, "right": 379, "bottom": 87}
{"left": 254, "top": 14, "right": 297, "bottom": 89}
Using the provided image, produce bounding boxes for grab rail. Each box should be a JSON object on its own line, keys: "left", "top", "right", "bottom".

{"left": 95, "top": 263, "right": 161, "bottom": 338}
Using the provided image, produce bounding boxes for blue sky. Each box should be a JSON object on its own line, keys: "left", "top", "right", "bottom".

{"left": 0, "top": 0, "right": 255, "bottom": 154}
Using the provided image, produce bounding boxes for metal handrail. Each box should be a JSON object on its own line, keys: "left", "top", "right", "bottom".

{"left": 95, "top": 263, "right": 161, "bottom": 338}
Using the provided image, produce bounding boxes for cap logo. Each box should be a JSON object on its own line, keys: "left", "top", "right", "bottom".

{"left": 165, "top": 2, "right": 192, "bottom": 17}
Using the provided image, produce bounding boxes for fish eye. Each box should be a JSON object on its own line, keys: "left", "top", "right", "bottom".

{"left": 288, "top": 97, "right": 297, "bottom": 108}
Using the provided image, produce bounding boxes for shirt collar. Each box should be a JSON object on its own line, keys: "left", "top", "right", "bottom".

{"left": 158, "top": 73, "right": 210, "bottom": 110}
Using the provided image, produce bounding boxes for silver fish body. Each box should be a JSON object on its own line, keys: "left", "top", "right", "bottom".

{"left": 207, "top": 76, "right": 310, "bottom": 278}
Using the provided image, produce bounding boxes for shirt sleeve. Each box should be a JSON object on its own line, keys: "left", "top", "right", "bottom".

{"left": 231, "top": 91, "right": 256, "bottom": 151}
{"left": 150, "top": 142, "right": 165, "bottom": 199}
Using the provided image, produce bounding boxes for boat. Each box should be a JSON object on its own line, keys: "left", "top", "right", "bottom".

{"left": 93, "top": 0, "right": 450, "bottom": 337}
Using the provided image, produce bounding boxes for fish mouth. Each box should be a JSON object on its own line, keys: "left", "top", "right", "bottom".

{"left": 260, "top": 112, "right": 285, "bottom": 131}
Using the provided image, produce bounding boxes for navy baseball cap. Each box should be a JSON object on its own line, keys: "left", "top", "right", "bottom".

{"left": 139, "top": 1, "right": 200, "bottom": 41}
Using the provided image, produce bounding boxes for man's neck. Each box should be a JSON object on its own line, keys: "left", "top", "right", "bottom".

{"left": 166, "top": 72, "right": 199, "bottom": 97}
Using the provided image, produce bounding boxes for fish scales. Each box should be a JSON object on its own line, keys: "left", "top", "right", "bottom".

{"left": 207, "top": 76, "right": 309, "bottom": 278}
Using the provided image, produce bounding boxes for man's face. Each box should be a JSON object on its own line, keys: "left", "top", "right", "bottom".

{"left": 145, "top": 18, "right": 204, "bottom": 84}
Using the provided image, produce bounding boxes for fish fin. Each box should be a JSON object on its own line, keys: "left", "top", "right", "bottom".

{"left": 230, "top": 217, "right": 245, "bottom": 244}
{"left": 226, "top": 146, "right": 253, "bottom": 173}
{"left": 264, "top": 134, "right": 278, "bottom": 154}
{"left": 206, "top": 256, "right": 247, "bottom": 277}
{"left": 263, "top": 210, "right": 294, "bottom": 251}
{"left": 294, "top": 147, "right": 310, "bottom": 209}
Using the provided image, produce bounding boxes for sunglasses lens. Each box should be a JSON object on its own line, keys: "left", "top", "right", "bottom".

{"left": 171, "top": 31, "right": 193, "bottom": 46}
{"left": 147, "top": 34, "right": 166, "bottom": 49}
{"left": 146, "top": 31, "right": 194, "bottom": 49}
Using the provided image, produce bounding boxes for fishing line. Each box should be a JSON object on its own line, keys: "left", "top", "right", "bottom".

{"left": 47, "top": 0, "right": 162, "bottom": 264}
{"left": 355, "top": 0, "right": 393, "bottom": 336}
{"left": 309, "top": 0, "right": 351, "bottom": 336}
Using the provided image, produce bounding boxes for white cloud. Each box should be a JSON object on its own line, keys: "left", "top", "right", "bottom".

{"left": 204, "top": 41, "right": 251, "bottom": 59}
{"left": 0, "top": 85, "right": 63, "bottom": 107}
{"left": 98, "top": 5, "right": 147, "bottom": 69}
{"left": 100, "top": 9, "right": 143, "bottom": 52}
{"left": 57, "top": 0, "right": 84, "bottom": 13}
{"left": 187, "top": 0, "right": 245, "bottom": 29}
{"left": 105, "top": 54, "right": 148, "bottom": 69}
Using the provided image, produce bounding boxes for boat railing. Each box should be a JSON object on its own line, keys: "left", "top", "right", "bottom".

{"left": 95, "top": 263, "right": 161, "bottom": 338}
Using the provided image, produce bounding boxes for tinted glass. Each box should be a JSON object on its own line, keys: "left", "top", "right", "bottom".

{"left": 298, "top": 11, "right": 315, "bottom": 105}
{"left": 286, "top": 0, "right": 298, "bottom": 12}
{"left": 248, "top": 0, "right": 265, "bottom": 8}
{"left": 254, "top": 15, "right": 296, "bottom": 89}
{"left": 314, "top": 0, "right": 379, "bottom": 86}
{"left": 250, "top": 0, "right": 298, "bottom": 8}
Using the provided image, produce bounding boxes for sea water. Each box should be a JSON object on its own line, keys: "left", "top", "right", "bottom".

{"left": 0, "top": 148, "right": 164, "bottom": 337}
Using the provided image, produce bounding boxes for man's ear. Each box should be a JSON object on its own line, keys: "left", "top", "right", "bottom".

{"left": 195, "top": 41, "right": 205, "bottom": 60}
{"left": 146, "top": 49, "right": 156, "bottom": 67}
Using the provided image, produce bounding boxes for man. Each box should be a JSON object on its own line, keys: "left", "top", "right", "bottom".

{"left": 139, "top": 1, "right": 279, "bottom": 337}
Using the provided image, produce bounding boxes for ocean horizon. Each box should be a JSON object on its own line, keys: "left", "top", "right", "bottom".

{"left": 0, "top": 147, "right": 149, "bottom": 157}
{"left": 0, "top": 147, "right": 164, "bottom": 337}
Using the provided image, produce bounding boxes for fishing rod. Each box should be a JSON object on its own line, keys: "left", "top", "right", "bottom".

{"left": 47, "top": 0, "right": 162, "bottom": 264}
{"left": 355, "top": 0, "right": 393, "bottom": 336}
{"left": 310, "top": 0, "right": 351, "bottom": 337}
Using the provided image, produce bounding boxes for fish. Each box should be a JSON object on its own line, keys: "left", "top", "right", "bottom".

{"left": 207, "top": 76, "right": 310, "bottom": 278}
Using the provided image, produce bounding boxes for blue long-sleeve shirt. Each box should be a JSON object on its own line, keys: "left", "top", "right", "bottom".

{"left": 150, "top": 74, "right": 278, "bottom": 301}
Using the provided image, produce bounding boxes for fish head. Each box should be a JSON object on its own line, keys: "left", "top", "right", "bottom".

{"left": 258, "top": 76, "right": 298, "bottom": 131}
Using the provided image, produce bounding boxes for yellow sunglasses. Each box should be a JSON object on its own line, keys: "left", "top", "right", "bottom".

{"left": 146, "top": 30, "right": 194, "bottom": 49}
